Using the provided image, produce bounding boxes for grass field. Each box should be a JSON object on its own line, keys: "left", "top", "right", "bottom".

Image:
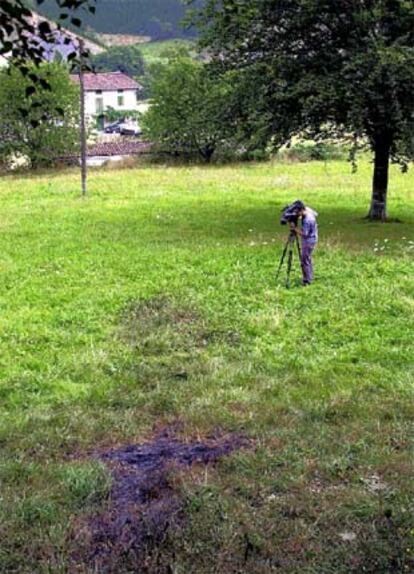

{"left": 0, "top": 159, "right": 413, "bottom": 573}
{"left": 139, "top": 39, "right": 196, "bottom": 65}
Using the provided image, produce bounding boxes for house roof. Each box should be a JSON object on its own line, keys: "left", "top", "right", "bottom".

{"left": 87, "top": 140, "right": 151, "bottom": 157}
{"left": 70, "top": 71, "right": 141, "bottom": 91}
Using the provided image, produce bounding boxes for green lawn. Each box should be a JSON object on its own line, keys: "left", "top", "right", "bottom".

{"left": 0, "top": 160, "right": 413, "bottom": 573}
{"left": 139, "top": 39, "right": 196, "bottom": 65}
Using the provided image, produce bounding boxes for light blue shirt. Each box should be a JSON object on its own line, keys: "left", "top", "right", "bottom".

{"left": 302, "top": 209, "right": 318, "bottom": 245}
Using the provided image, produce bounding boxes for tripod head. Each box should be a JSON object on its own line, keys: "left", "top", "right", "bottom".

{"left": 280, "top": 200, "right": 305, "bottom": 226}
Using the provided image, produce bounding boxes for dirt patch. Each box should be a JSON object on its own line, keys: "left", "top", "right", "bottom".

{"left": 121, "top": 296, "right": 203, "bottom": 348}
{"left": 70, "top": 428, "right": 246, "bottom": 573}
{"left": 122, "top": 296, "right": 239, "bottom": 350}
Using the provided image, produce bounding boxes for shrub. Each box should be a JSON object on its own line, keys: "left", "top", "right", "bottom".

{"left": 0, "top": 63, "right": 80, "bottom": 169}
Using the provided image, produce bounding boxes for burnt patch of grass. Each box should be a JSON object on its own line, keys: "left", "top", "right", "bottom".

{"left": 70, "top": 427, "right": 247, "bottom": 573}
{"left": 115, "top": 295, "right": 241, "bottom": 397}
{"left": 121, "top": 296, "right": 203, "bottom": 350}
{"left": 121, "top": 295, "right": 239, "bottom": 354}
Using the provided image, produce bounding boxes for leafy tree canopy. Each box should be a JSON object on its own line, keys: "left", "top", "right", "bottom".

{"left": 0, "top": 62, "right": 80, "bottom": 168}
{"left": 90, "top": 44, "right": 145, "bottom": 78}
{"left": 142, "top": 54, "right": 237, "bottom": 162}
{"left": 105, "top": 106, "right": 140, "bottom": 122}
{"left": 0, "top": 1, "right": 95, "bottom": 64}
{"left": 193, "top": 0, "right": 414, "bottom": 219}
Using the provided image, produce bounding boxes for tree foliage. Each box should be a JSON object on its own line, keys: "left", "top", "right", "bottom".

{"left": 104, "top": 106, "right": 140, "bottom": 122}
{"left": 90, "top": 44, "right": 145, "bottom": 77}
{"left": 0, "top": 63, "right": 80, "bottom": 168}
{"left": 0, "top": 1, "right": 95, "bottom": 63}
{"left": 142, "top": 54, "right": 236, "bottom": 162}
{"left": 193, "top": 0, "right": 414, "bottom": 219}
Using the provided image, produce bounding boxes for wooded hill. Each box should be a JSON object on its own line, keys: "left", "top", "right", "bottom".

{"left": 32, "top": 0, "right": 199, "bottom": 39}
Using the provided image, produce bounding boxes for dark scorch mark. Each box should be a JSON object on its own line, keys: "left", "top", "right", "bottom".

{"left": 70, "top": 428, "right": 246, "bottom": 573}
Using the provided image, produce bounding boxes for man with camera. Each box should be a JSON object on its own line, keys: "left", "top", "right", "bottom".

{"left": 289, "top": 201, "right": 318, "bottom": 286}
{"left": 277, "top": 200, "right": 319, "bottom": 287}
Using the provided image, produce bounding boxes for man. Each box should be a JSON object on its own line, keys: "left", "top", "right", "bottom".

{"left": 290, "top": 202, "right": 318, "bottom": 286}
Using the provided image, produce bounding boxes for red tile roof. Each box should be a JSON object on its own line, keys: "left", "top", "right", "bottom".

{"left": 70, "top": 71, "right": 141, "bottom": 91}
{"left": 87, "top": 140, "right": 152, "bottom": 157}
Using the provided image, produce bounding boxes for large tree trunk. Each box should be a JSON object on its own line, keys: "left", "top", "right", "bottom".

{"left": 368, "top": 137, "right": 391, "bottom": 221}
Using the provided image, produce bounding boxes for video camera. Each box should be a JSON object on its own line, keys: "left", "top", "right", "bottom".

{"left": 280, "top": 200, "right": 305, "bottom": 226}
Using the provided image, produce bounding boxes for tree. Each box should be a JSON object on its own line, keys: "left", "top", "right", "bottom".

{"left": 90, "top": 45, "right": 145, "bottom": 78}
{"left": 142, "top": 54, "right": 236, "bottom": 162}
{"left": 193, "top": 0, "right": 414, "bottom": 220}
{"left": 0, "top": 1, "right": 95, "bottom": 64}
{"left": 0, "top": 62, "right": 80, "bottom": 168}
{"left": 105, "top": 107, "right": 140, "bottom": 122}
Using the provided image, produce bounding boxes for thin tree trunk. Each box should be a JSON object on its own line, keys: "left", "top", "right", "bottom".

{"left": 78, "top": 40, "right": 87, "bottom": 197}
{"left": 368, "top": 137, "right": 391, "bottom": 221}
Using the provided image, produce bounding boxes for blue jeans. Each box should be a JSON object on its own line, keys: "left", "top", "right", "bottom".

{"left": 301, "top": 242, "right": 316, "bottom": 284}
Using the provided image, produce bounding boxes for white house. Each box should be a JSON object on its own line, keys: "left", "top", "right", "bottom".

{"left": 70, "top": 71, "right": 143, "bottom": 129}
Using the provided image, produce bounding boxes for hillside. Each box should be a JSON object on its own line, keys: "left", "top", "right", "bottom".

{"left": 34, "top": 0, "right": 200, "bottom": 40}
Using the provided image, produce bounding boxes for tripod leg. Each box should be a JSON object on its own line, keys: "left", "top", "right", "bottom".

{"left": 297, "top": 236, "right": 311, "bottom": 287}
{"left": 296, "top": 235, "right": 302, "bottom": 260}
{"left": 296, "top": 236, "right": 304, "bottom": 277}
{"left": 286, "top": 243, "right": 294, "bottom": 288}
{"left": 275, "top": 240, "right": 289, "bottom": 282}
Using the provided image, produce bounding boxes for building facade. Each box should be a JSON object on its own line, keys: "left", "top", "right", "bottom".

{"left": 71, "top": 71, "right": 142, "bottom": 129}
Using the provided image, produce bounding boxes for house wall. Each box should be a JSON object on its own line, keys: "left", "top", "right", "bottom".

{"left": 84, "top": 89, "right": 138, "bottom": 118}
{"left": 0, "top": 55, "right": 9, "bottom": 68}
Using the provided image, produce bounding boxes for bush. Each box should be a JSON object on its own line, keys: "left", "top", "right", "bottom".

{"left": 90, "top": 45, "right": 146, "bottom": 78}
{"left": 0, "top": 63, "right": 80, "bottom": 169}
{"left": 279, "top": 142, "right": 349, "bottom": 161}
{"left": 142, "top": 55, "right": 238, "bottom": 163}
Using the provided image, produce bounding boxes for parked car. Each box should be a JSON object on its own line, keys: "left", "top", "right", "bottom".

{"left": 119, "top": 121, "right": 142, "bottom": 137}
{"left": 104, "top": 120, "right": 123, "bottom": 134}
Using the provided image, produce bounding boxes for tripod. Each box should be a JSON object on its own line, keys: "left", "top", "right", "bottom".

{"left": 275, "top": 228, "right": 302, "bottom": 288}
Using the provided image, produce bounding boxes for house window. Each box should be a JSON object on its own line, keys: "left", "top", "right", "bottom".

{"left": 117, "top": 90, "right": 124, "bottom": 107}
{"left": 95, "top": 97, "right": 104, "bottom": 114}
{"left": 96, "top": 90, "right": 102, "bottom": 95}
